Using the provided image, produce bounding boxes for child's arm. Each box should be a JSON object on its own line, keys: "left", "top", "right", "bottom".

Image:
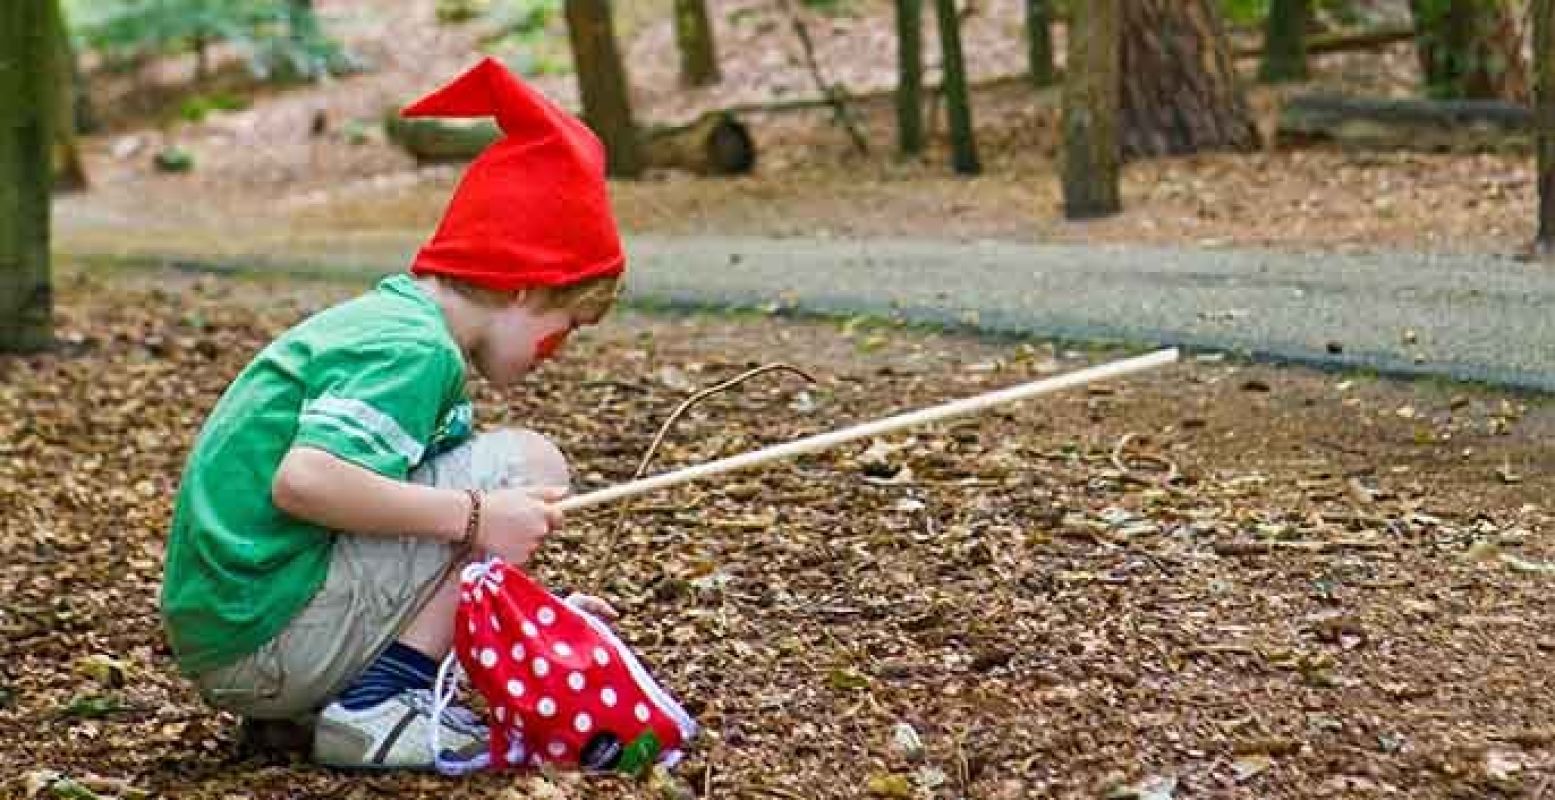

{"left": 273, "top": 446, "right": 563, "bottom": 562}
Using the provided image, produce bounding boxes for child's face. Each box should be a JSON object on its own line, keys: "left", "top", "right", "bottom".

{"left": 475, "top": 295, "right": 581, "bottom": 387}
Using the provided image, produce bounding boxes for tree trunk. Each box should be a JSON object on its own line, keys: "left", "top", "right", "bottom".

{"left": 673, "top": 0, "right": 720, "bottom": 87}
{"left": 934, "top": 0, "right": 979, "bottom": 174}
{"left": 1027, "top": 0, "right": 1055, "bottom": 87}
{"left": 1535, "top": 0, "right": 1555, "bottom": 252}
{"left": 52, "top": 0, "right": 86, "bottom": 193}
{"left": 1409, "top": 0, "right": 1529, "bottom": 102}
{"left": 1, "top": 0, "right": 56, "bottom": 352}
{"left": 895, "top": 0, "right": 924, "bottom": 155}
{"left": 1063, "top": 0, "right": 1121, "bottom": 219}
{"left": 1260, "top": 0, "right": 1310, "bottom": 83}
{"left": 565, "top": 0, "right": 643, "bottom": 177}
{"left": 1121, "top": 0, "right": 1259, "bottom": 158}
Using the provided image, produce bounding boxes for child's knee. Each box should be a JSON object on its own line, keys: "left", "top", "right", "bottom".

{"left": 476, "top": 428, "right": 570, "bottom": 490}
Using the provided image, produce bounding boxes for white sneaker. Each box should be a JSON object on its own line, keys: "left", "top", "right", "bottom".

{"left": 313, "top": 689, "right": 488, "bottom": 771}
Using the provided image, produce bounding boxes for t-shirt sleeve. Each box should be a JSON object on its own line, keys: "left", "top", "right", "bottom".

{"left": 293, "top": 339, "right": 460, "bottom": 479}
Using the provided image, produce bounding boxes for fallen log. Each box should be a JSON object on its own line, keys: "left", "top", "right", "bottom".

{"left": 385, "top": 109, "right": 755, "bottom": 176}
{"left": 1232, "top": 23, "right": 1417, "bottom": 59}
{"left": 1277, "top": 92, "right": 1534, "bottom": 151}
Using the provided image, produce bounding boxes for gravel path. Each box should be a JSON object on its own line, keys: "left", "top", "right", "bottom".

{"left": 55, "top": 218, "right": 1555, "bottom": 391}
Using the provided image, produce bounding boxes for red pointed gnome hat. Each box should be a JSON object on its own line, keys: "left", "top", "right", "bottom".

{"left": 449, "top": 558, "right": 697, "bottom": 774}
{"left": 403, "top": 58, "right": 626, "bottom": 291}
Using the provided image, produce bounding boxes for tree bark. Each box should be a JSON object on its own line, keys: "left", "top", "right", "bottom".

{"left": 673, "top": 0, "right": 720, "bottom": 87}
{"left": 1063, "top": 0, "right": 1121, "bottom": 218}
{"left": 895, "top": 0, "right": 924, "bottom": 155}
{"left": 565, "top": 0, "right": 643, "bottom": 177}
{"left": 52, "top": 0, "right": 86, "bottom": 192}
{"left": 1260, "top": 0, "right": 1310, "bottom": 83}
{"left": 934, "top": 0, "right": 979, "bottom": 174}
{"left": 1, "top": 0, "right": 56, "bottom": 351}
{"left": 1121, "top": 0, "right": 1259, "bottom": 158}
{"left": 1535, "top": 0, "right": 1555, "bottom": 252}
{"left": 1027, "top": 0, "right": 1055, "bottom": 87}
{"left": 1409, "top": 0, "right": 1529, "bottom": 102}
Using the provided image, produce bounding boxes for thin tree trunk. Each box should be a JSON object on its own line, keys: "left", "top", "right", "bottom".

{"left": 1260, "top": 0, "right": 1310, "bottom": 83}
{"left": 673, "top": 0, "right": 720, "bottom": 87}
{"left": 1410, "top": 0, "right": 1529, "bottom": 101}
{"left": 1121, "top": 0, "right": 1259, "bottom": 158}
{"left": 934, "top": 0, "right": 978, "bottom": 174}
{"left": 1, "top": 0, "right": 56, "bottom": 351}
{"left": 1063, "top": 0, "right": 1121, "bottom": 219}
{"left": 1535, "top": 0, "right": 1555, "bottom": 252}
{"left": 1027, "top": 0, "right": 1055, "bottom": 87}
{"left": 52, "top": 0, "right": 86, "bottom": 192}
{"left": 565, "top": 0, "right": 643, "bottom": 177}
{"left": 895, "top": 0, "right": 924, "bottom": 155}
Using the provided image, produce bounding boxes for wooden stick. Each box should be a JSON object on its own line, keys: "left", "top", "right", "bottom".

{"left": 558, "top": 348, "right": 1179, "bottom": 513}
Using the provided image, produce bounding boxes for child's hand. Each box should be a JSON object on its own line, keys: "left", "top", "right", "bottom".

{"left": 564, "top": 593, "right": 619, "bottom": 621}
{"left": 476, "top": 486, "right": 566, "bottom": 564}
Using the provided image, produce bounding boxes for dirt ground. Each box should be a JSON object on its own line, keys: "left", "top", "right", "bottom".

{"left": 2, "top": 271, "right": 1552, "bottom": 799}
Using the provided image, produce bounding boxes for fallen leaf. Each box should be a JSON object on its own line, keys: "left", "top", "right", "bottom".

{"left": 1232, "top": 755, "right": 1273, "bottom": 782}
{"left": 866, "top": 773, "right": 913, "bottom": 799}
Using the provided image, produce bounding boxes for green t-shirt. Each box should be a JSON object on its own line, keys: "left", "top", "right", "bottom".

{"left": 162, "top": 275, "right": 474, "bottom": 675}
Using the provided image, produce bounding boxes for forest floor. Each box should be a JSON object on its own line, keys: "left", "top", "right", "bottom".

{"left": 1, "top": 270, "right": 1553, "bottom": 800}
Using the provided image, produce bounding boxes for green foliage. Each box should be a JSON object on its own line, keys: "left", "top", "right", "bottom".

{"left": 1216, "top": 0, "right": 1364, "bottom": 26}
{"left": 178, "top": 91, "right": 248, "bottom": 122}
{"left": 70, "top": 0, "right": 352, "bottom": 82}
{"left": 798, "top": 0, "right": 853, "bottom": 15}
{"left": 479, "top": 0, "right": 571, "bottom": 76}
{"left": 436, "top": 0, "right": 491, "bottom": 23}
{"left": 153, "top": 146, "right": 194, "bottom": 172}
{"left": 1221, "top": 0, "right": 1269, "bottom": 25}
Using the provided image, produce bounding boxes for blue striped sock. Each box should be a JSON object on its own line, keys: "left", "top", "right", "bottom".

{"left": 335, "top": 642, "right": 438, "bottom": 711}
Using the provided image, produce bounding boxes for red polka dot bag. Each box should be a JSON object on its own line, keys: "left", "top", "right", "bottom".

{"left": 431, "top": 557, "right": 697, "bottom": 775}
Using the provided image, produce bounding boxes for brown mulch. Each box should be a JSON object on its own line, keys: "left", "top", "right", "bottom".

{"left": 2, "top": 270, "right": 1552, "bottom": 799}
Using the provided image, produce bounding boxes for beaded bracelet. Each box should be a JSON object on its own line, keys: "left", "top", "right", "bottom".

{"left": 461, "top": 489, "right": 482, "bottom": 547}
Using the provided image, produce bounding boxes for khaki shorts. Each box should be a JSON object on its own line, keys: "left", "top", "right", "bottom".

{"left": 193, "top": 428, "right": 568, "bottom": 722}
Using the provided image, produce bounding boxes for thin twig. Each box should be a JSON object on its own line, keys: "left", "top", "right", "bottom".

{"left": 774, "top": 0, "right": 870, "bottom": 154}
{"left": 738, "top": 785, "right": 813, "bottom": 800}
{"left": 631, "top": 364, "right": 818, "bottom": 483}
{"left": 1110, "top": 432, "right": 1180, "bottom": 486}
{"left": 590, "top": 363, "right": 816, "bottom": 584}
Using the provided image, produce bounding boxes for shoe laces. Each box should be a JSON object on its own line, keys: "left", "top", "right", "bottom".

{"left": 404, "top": 687, "right": 486, "bottom": 738}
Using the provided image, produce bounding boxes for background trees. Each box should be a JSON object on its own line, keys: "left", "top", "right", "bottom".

{"left": 1, "top": 0, "right": 60, "bottom": 352}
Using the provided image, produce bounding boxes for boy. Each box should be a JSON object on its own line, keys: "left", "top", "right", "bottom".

{"left": 161, "top": 58, "right": 625, "bottom": 770}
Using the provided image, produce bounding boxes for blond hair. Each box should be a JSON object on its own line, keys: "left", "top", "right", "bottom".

{"left": 439, "top": 274, "right": 622, "bottom": 323}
